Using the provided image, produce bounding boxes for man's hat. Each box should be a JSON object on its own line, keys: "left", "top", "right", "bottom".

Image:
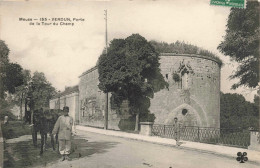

{"left": 63, "top": 106, "right": 69, "bottom": 112}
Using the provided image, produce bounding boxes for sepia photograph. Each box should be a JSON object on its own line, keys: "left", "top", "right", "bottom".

{"left": 0, "top": 0, "right": 259, "bottom": 167}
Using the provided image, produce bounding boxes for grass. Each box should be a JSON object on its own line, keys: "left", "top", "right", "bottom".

{"left": 2, "top": 121, "right": 119, "bottom": 167}
{"left": 4, "top": 137, "right": 89, "bottom": 168}
{"left": 1, "top": 121, "right": 32, "bottom": 139}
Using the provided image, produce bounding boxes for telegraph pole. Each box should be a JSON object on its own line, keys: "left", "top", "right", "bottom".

{"left": 0, "top": 15, "right": 1, "bottom": 39}
{"left": 104, "top": 10, "right": 109, "bottom": 130}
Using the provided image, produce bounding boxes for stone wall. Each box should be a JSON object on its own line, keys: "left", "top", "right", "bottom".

{"left": 78, "top": 67, "right": 129, "bottom": 130}
{"left": 150, "top": 54, "right": 221, "bottom": 128}
{"left": 49, "top": 89, "right": 79, "bottom": 123}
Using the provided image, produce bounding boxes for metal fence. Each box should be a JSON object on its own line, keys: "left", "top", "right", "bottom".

{"left": 152, "top": 124, "right": 250, "bottom": 148}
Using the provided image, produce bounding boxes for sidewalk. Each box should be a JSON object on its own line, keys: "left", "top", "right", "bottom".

{"left": 76, "top": 125, "right": 260, "bottom": 165}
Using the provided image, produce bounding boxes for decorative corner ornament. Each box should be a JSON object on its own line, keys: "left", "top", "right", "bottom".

{"left": 236, "top": 152, "right": 248, "bottom": 163}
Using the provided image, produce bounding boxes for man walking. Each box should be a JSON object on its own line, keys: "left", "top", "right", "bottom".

{"left": 52, "top": 106, "right": 74, "bottom": 161}
{"left": 174, "top": 117, "right": 181, "bottom": 146}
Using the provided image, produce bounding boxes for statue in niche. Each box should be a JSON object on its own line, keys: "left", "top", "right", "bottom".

{"left": 177, "top": 61, "right": 194, "bottom": 104}
{"left": 178, "top": 61, "right": 194, "bottom": 90}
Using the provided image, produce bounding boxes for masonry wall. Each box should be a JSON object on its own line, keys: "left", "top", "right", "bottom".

{"left": 49, "top": 92, "right": 79, "bottom": 123}
{"left": 150, "top": 54, "right": 221, "bottom": 128}
{"left": 78, "top": 67, "right": 129, "bottom": 130}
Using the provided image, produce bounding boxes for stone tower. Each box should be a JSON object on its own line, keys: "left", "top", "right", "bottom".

{"left": 150, "top": 53, "right": 221, "bottom": 128}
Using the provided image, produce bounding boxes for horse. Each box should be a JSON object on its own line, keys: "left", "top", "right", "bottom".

{"left": 31, "top": 108, "right": 62, "bottom": 155}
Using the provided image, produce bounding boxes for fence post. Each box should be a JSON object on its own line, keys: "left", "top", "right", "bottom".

{"left": 139, "top": 122, "right": 154, "bottom": 136}
{"left": 178, "top": 124, "right": 181, "bottom": 141}
{"left": 248, "top": 129, "right": 260, "bottom": 151}
{"left": 198, "top": 126, "right": 200, "bottom": 142}
{"left": 163, "top": 125, "right": 165, "bottom": 136}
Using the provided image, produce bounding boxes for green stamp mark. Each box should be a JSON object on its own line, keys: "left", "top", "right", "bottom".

{"left": 210, "top": 0, "right": 245, "bottom": 8}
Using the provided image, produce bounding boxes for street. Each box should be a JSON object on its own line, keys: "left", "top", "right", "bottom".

{"left": 38, "top": 130, "right": 259, "bottom": 168}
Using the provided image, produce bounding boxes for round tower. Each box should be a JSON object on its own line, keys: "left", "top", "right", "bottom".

{"left": 150, "top": 53, "right": 221, "bottom": 128}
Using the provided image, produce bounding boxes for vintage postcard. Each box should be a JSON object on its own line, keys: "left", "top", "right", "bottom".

{"left": 0, "top": 0, "right": 259, "bottom": 168}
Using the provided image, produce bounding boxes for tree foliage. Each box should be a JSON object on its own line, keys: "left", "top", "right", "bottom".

{"left": 27, "top": 72, "right": 56, "bottom": 110}
{"left": 15, "top": 69, "right": 32, "bottom": 98}
{"left": 3, "top": 63, "right": 24, "bottom": 94}
{"left": 220, "top": 92, "right": 259, "bottom": 129}
{"left": 0, "top": 40, "right": 56, "bottom": 122}
{"left": 0, "top": 40, "right": 9, "bottom": 66}
{"left": 0, "top": 40, "right": 24, "bottom": 98}
{"left": 98, "top": 34, "right": 168, "bottom": 127}
{"left": 218, "top": 1, "right": 259, "bottom": 89}
{"left": 15, "top": 69, "right": 32, "bottom": 121}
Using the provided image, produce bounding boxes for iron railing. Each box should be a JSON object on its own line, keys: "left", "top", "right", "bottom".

{"left": 152, "top": 124, "right": 251, "bottom": 148}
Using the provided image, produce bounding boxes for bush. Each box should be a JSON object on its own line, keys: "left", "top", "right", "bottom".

{"left": 140, "top": 113, "right": 155, "bottom": 122}
{"left": 118, "top": 117, "right": 135, "bottom": 131}
{"left": 1, "top": 121, "right": 31, "bottom": 139}
{"left": 0, "top": 109, "right": 17, "bottom": 121}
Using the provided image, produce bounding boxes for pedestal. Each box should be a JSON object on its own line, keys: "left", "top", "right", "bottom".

{"left": 248, "top": 131, "right": 260, "bottom": 151}
{"left": 139, "top": 122, "right": 154, "bottom": 136}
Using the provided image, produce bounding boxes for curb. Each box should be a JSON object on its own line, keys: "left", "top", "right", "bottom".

{"left": 76, "top": 125, "right": 260, "bottom": 165}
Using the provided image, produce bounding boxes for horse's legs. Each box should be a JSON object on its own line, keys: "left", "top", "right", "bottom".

{"left": 57, "top": 136, "right": 59, "bottom": 154}
{"left": 55, "top": 134, "right": 58, "bottom": 144}
{"left": 35, "top": 132, "right": 37, "bottom": 147}
{"left": 50, "top": 134, "right": 55, "bottom": 151}
{"left": 44, "top": 133, "right": 47, "bottom": 150}
{"left": 40, "top": 133, "right": 44, "bottom": 155}
{"left": 32, "top": 127, "right": 37, "bottom": 147}
{"left": 32, "top": 131, "right": 35, "bottom": 147}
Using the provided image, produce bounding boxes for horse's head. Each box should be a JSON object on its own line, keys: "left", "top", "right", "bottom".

{"left": 33, "top": 108, "right": 44, "bottom": 124}
{"left": 55, "top": 109, "right": 63, "bottom": 117}
{"left": 44, "top": 109, "right": 53, "bottom": 120}
{"left": 47, "top": 109, "right": 62, "bottom": 122}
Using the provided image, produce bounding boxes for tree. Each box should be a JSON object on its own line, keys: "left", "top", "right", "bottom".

{"left": 15, "top": 69, "right": 31, "bottom": 121}
{"left": 98, "top": 34, "right": 168, "bottom": 131}
{"left": 27, "top": 72, "right": 56, "bottom": 112}
{"left": 0, "top": 40, "right": 10, "bottom": 99}
{"left": 218, "top": 1, "right": 259, "bottom": 89}
{"left": 0, "top": 40, "right": 24, "bottom": 99}
{"left": 220, "top": 92, "right": 259, "bottom": 129}
{"left": 3, "top": 63, "right": 24, "bottom": 94}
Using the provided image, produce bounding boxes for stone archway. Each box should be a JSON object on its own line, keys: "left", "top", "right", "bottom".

{"left": 165, "top": 103, "right": 205, "bottom": 126}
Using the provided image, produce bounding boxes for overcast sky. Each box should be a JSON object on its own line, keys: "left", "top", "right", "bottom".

{"left": 0, "top": 0, "right": 257, "bottom": 102}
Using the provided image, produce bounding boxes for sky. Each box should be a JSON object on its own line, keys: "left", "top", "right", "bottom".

{"left": 0, "top": 0, "right": 257, "bottom": 102}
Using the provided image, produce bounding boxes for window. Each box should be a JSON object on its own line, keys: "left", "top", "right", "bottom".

{"left": 182, "top": 109, "right": 188, "bottom": 116}
{"left": 178, "top": 63, "right": 193, "bottom": 90}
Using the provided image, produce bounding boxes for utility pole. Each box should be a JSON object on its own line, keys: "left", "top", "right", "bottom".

{"left": 0, "top": 15, "right": 1, "bottom": 39}
{"left": 104, "top": 10, "right": 109, "bottom": 130}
